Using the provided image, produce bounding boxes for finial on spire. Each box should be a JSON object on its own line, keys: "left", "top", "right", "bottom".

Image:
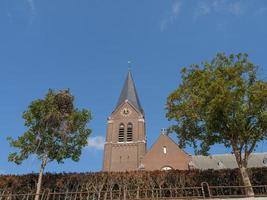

{"left": 128, "top": 61, "right": 131, "bottom": 71}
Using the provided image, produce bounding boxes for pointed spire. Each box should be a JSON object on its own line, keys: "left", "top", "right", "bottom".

{"left": 115, "top": 68, "right": 143, "bottom": 114}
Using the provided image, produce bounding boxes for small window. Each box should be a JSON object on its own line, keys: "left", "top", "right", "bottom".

{"left": 163, "top": 146, "right": 167, "bottom": 154}
{"left": 118, "top": 123, "right": 125, "bottom": 142}
{"left": 263, "top": 158, "right": 267, "bottom": 165}
{"left": 127, "top": 123, "right": 133, "bottom": 142}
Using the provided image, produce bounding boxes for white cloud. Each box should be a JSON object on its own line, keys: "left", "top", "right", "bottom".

{"left": 256, "top": 7, "right": 267, "bottom": 15}
{"left": 194, "top": 0, "right": 245, "bottom": 19}
{"left": 26, "top": 0, "right": 35, "bottom": 24}
{"left": 87, "top": 136, "right": 105, "bottom": 150}
{"left": 228, "top": 2, "right": 243, "bottom": 16}
{"left": 212, "top": 0, "right": 223, "bottom": 11}
{"left": 172, "top": 0, "right": 182, "bottom": 17}
{"left": 160, "top": 0, "right": 182, "bottom": 32}
{"left": 159, "top": 0, "right": 249, "bottom": 31}
{"left": 195, "top": 1, "right": 211, "bottom": 17}
{"left": 27, "top": 0, "right": 35, "bottom": 12}
{"left": 5, "top": 0, "right": 36, "bottom": 24}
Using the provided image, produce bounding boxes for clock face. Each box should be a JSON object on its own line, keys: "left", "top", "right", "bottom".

{"left": 120, "top": 107, "right": 131, "bottom": 117}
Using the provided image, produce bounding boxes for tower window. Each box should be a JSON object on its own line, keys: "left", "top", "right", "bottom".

{"left": 127, "top": 123, "right": 133, "bottom": 142}
{"left": 118, "top": 123, "right": 125, "bottom": 142}
{"left": 163, "top": 146, "right": 167, "bottom": 154}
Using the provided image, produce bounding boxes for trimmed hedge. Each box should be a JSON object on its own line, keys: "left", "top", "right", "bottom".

{"left": 0, "top": 168, "right": 266, "bottom": 194}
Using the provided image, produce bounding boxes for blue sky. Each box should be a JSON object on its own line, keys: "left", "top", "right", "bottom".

{"left": 0, "top": 0, "right": 266, "bottom": 174}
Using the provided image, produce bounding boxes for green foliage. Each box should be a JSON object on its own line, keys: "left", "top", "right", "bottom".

{"left": 8, "top": 89, "right": 92, "bottom": 165}
{"left": 166, "top": 53, "right": 267, "bottom": 158}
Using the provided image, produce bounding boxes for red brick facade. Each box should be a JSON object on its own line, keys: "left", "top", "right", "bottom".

{"left": 102, "top": 101, "right": 147, "bottom": 172}
{"left": 141, "top": 134, "right": 191, "bottom": 171}
{"left": 102, "top": 70, "right": 192, "bottom": 172}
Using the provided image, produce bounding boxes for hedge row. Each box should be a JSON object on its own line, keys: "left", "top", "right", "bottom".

{"left": 0, "top": 168, "right": 266, "bottom": 194}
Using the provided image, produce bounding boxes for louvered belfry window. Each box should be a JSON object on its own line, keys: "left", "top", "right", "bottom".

{"left": 127, "top": 123, "right": 133, "bottom": 142}
{"left": 118, "top": 123, "right": 125, "bottom": 142}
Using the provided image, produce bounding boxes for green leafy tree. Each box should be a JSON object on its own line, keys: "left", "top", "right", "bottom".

{"left": 166, "top": 53, "right": 267, "bottom": 196}
{"left": 8, "top": 89, "right": 92, "bottom": 200}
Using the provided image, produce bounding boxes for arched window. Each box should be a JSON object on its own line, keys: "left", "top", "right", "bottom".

{"left": 161, "top": 166, "right": 173, "bottom": 171}
{"left": 118, "top": 123, "right": 125, "bottom": 142}
{"left": 127, "top": 123, "right": 133, "bottom": 142}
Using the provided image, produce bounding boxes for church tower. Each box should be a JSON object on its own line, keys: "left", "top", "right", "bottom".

{"left": 103, "top": 69, "right": 147, "bottom": 171}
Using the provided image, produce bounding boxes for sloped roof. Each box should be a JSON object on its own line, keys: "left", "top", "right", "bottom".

{"left": 192, "top": 153, "right": 267, "bottom": 170}
{"left": 115, "top": 70, "right": 143, "bottom": 114}
{"left": 142, "top": 133, "right": 191, "bottom": 170}
{"left": 141, "top": 131, "right": 267, "bottom": 171}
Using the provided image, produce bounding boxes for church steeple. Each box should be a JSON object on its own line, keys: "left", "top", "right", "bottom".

{"left": 103, "top": 67, "right": 147, "bottom": 172}
{"left": 115, "top": 69, "right": 143, "bottom": 114}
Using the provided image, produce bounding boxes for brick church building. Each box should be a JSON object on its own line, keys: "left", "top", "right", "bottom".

{"left": 103, "top": 70, "right": 267, "bottom": 172}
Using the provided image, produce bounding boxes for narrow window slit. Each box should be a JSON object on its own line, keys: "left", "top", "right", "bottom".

{"left": 127, "top": 123, "right": 133, "bottom": 142}
{"left": 118, "top": 123, "right": 125, "bottom": 142}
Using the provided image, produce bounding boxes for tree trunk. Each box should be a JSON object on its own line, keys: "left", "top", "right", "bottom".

{"left": 35, "top": 156, "right": 47, "bottom": 200}
{"left": 123, "top": 186, "right": 127, "bottom": 200}
{"left": 232, "top": 145, "right": 254, "bottom": 197}
{"left": 239, "top": 166, "right": 254, "bottom": 197}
